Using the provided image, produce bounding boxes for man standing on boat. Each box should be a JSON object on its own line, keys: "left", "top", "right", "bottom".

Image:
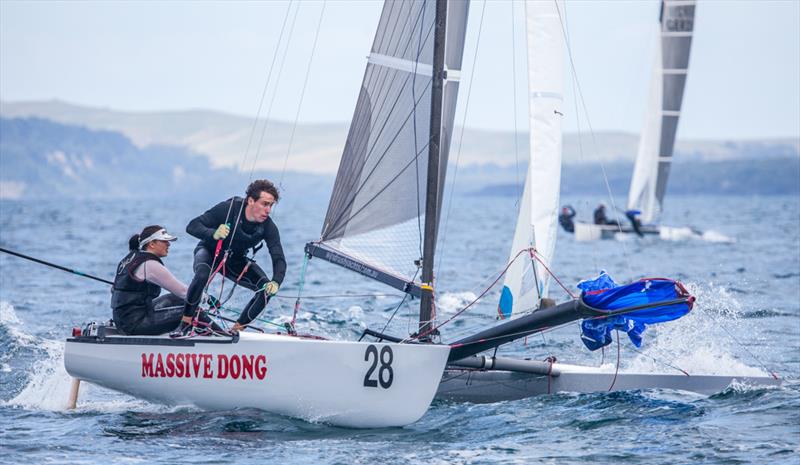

{"left": 174, "top": 179, "right": 286, "bottom": 336}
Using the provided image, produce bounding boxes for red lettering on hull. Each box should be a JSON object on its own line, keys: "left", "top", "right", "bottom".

{"left": 140, "top": 352, "right": 268, "bottom": 380}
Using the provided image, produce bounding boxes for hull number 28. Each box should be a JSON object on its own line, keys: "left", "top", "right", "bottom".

{"left": 363, "top": 345, "right": 393, "bottom": 388}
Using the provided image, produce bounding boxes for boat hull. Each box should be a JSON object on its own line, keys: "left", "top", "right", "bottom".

{"left": 436, "top": 363, "right": 781, "bottom": 402}
{"left": 574, "top": 221, "right": 662, "bottom": 241}
{"left": 65, "top": 332, "right": 450, "bottom": 428}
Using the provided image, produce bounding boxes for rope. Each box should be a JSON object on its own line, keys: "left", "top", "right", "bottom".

{"left": 628, "top": 345, "right": 690, "bottom": 377}
{"left": 411, "top": 0, "right": 427, "bottom": 260}
{"left": 257, "top": 1, "right": 302, "bottom": 184}
{"left": 528, "top": 248, "right": 576, "bottom": 299}
{"left": 290, "top": 252, "right": 310, "bottom": 328}
{"left": 410, "top": 245, "right": 581, "bottom": 341}
{"left": 703, "top": 310, "right": 780, "bottom": 380}
{"left": 554, "top": 1, "right": 634, "bottom": 279}
{"left": 437, "top": 0, "right": 487, "bottom": 274}
{"left": 409, "top": 247, "right": 543, "bottom": 341}
{"left": 607, "top": 329, "right": 621, "bottom": 391}
{"left": 511, "top": 0, "right": 522, "bottom": 205}
{"left": 280, "top": 0, "right": 328, "bottom": 187}
{"left": 240, "top": 0, "right": 296, "bottom": 180}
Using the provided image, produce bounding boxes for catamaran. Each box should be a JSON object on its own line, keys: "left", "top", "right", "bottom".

{"left": 565, "top": 0, "right": 705, "bottom": 241}
{"left": 61, "top": 0, "right": 777, "bottom": 427}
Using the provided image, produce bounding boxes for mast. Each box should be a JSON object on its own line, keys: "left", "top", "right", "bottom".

{"left": 627, "top": 0, "right": 696, "bottom": 224}
{"left": 419, "top": 0, "right": 448, "bottom": 339}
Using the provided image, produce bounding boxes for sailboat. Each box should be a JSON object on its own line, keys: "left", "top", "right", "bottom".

{"left": 62, "top": 0, "right": 774, "bottom": 427}
{"left": 64, "top": 0, "right": 469, "bottom": 429}
{"left": 567, "top": 0, "right": 705, "bottom": 241}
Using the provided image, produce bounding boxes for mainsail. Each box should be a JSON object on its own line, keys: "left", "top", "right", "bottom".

{"left": 498, "top": 0, "right": 565, "bottom": 319}
{"left": 307, "top": 0, "right": 469, "bottom": 297}
{"left": 627, "top": 0, "right": 696, "bottom": 224}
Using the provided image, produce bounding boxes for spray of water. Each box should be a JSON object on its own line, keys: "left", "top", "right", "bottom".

{"left": 624, "top": 283, "right": 769, "bottom": 376}
{"left": 0, "top": 301, "right": 157, "bottom": 413}
{"left": 436, "top": 292, "right": 479, "bottom": 315}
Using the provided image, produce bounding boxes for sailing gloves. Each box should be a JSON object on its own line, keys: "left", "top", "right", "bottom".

{"left": 264, "top": 281, "right": 280, "bottom": 296}
{"left": 213, "top": 223, "right": 230, "bottom": 240}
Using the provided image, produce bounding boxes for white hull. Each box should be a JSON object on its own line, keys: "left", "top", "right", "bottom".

{"left": 65, "top": 332, "right": 450, "bottom": 428}
{"left": 573, "top": 222, "right": 702, "bottom": 242}
{"left": 437, "top": 363, "right": 781, "bottom": 403}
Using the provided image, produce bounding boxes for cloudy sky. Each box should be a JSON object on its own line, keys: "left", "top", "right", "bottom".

{"left": 1, "top": 0, "right": 798, "bottom": 139}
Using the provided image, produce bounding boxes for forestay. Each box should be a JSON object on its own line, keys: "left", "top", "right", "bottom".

{"left": 309, "top": 0, "right": 469, "bottom": 296}
{"left": 499, "top": 0, "right": 565, "bottom": 319}
{"left": 627, "top": 0, "right": 696, "bottom": 224}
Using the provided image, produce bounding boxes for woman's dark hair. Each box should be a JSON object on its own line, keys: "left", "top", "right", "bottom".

{"left": 128, "top": 225, "right": 164, "bottom": 251}
{"left": 246, "top": 179, "right": 280, "bottom": 202}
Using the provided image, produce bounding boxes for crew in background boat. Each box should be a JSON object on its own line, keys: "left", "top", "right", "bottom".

{"left": 559, "top": 205, "right": 576, "bottom": 233}
{"left": 177, "top": 179, "right": 286, "bottom": 336}
{"left": 625, "top": 209, "right": 645, "bottom": 237}
{"left": 593, "top": 203, "right": 620, "bottom": 227}
{"left": 111, "top": 225, "right": 188, "bottom": 335}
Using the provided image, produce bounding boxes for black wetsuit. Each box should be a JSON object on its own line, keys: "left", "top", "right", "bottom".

{"left": 594, "top": 206, "right": 620, "bottom": 227}
{"left": 625, "top": 210, "right": 644, "bottom": 237}
{"left": 111, "top": 251, "right": 184, "bottom": 335}
{"left": 559, "top": 206, "right": 576, "bottom": 233}
{"left": 184, "top": 197, "right": 286, "bottom": 325}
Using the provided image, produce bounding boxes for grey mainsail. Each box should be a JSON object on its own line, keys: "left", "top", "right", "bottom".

{"left": 307, "top": 0, "right": 469, "bottom": 296}
{"left": 627, "top": 0, "right": 696, "bottom": 224}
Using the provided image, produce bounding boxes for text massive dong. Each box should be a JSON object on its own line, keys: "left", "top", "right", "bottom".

{"left": 141, "top": 353, "right": 267, "bottom": 380}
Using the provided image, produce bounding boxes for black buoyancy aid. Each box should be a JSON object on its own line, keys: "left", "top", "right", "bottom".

{"left": 110, "top": 250, "right": 163, "bottom": 314}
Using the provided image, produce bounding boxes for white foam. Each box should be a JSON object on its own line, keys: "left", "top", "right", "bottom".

{"left": 623, "top": 282, "right": 770, "bottom": 377}
{"left": 659, "top": 226, "right": 696, "bottom": 241}
{"left": 347, "top": 305, "right": 364, "bottom": 319}
{"left": 0, "top": 301, "right": 37, "bottom": 346}
{"left": 701, "top": 229, "right": 736, "bottom": 243}
{"left": 436, "top": 291, "right": 478, "bottom": 314}
{"left": 0, "top": 301, "right": 154, "bottom": 412}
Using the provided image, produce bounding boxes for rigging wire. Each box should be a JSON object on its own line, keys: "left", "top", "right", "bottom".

{"left": 240, "top": 0, "right": 296, "bottom": 179}
{"left": 555, "top": 1, "right": 634, "bottom": 278}
{"left": 412, "top": 0, "right": 428, "bottom": 262}
{"left": 203, "top": 2, "right": 297, "bottom": 297}
{"left": 436, "top": 0, "right": 487, "bottom": 276}
{"left": 409, "top": 247, "right": 576, "bottom": 342}
{"left": 279, "top": 0, "right": 328, "bottom": 187}
{"left": 511, "top": 0, "right": 522, "bottom": 206}
{"left": 254, "top": 1, "right": 303, "bottom": 184}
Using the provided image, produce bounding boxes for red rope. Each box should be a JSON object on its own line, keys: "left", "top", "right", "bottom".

{"left": 412, "top": 248, "right": 532, "bottom": 341}
{"left": 528, "top": 249, "right": 576, "bottom": 299}
{"left": 412, "top": 248, "right": 577, "bottom": 341}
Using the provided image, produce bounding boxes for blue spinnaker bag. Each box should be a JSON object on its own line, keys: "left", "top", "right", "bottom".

{"left": 577, "top": 271, "right": 694, "bottom": 351}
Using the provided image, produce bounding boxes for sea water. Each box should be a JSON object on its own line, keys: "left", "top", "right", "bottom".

{"left": 1, "top": 193, "right": 798, "bottom": 464}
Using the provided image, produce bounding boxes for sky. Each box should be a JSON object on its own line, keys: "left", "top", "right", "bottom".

{"left": 1, "top": 0, "right": 798, "bottom": 140}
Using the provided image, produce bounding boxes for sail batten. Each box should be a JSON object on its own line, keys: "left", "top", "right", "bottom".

{"left": 627, "top": 0, "right": 696, "bottom": 224}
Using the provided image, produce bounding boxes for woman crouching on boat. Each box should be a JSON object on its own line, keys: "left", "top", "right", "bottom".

{"left": 111, "top": 225, "right": 188, "bottom": 335}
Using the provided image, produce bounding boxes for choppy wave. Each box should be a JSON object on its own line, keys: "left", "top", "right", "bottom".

{"left": 624, "top": 283, "right": 773, "bottom": 377}
{"left": 0, "top": 301, "right": 153, "bottom": 413}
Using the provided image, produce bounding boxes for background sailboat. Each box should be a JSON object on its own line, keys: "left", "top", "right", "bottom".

{"left": 568, "top": 0, "right": 705, "bottom": 241}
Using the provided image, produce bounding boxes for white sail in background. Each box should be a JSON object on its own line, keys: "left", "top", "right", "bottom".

{"left": 628, "top": 0, "right": 696, "bottom": 224}
{"left": 498, "top": 0, "right": 565, "bottom": 319}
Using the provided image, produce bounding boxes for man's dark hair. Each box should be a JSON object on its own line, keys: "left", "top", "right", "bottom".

{"left": 246, "top": 179, "right": 280, "bottom": 202}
